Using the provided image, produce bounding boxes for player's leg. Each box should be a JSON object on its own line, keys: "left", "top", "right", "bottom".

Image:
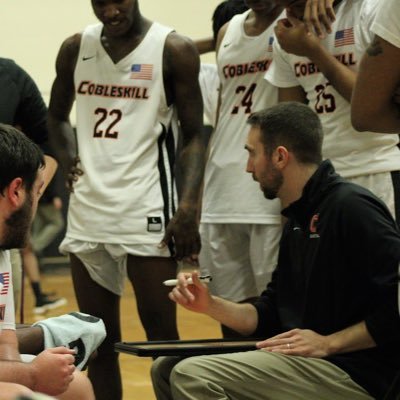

{"left": 199, "top": 223, "right": 256, "bottom": 338}
{"left": 69, "top": 252, "right": 122, "bottom": 400}
{"left": 0, "top": 382, "right": 34, "bottom": 399}
{"left": 249, "top": 223, "right": 281, "bottom": 296}
{"left": 127, "top": 255, "right": 179, "bottom": 340}
{"left": 22, "top": 243, "right": 67, "bottom": 315}
{"left": 32, "top": 204, "right": 64, "bottom": 253}
{"left": 56, "top": 370, "right": 95, "bottom": 400}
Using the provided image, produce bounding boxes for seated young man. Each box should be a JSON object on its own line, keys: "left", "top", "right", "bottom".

{"left": 0, "top": 123, "right": 94, "bottom": 400}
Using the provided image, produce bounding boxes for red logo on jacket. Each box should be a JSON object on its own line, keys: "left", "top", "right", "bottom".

{"left": 310, "top": 214, "right": 319, "bottom": 234}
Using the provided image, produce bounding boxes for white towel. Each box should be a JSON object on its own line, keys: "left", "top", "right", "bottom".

{"left": 33, "top": 312, "right": 106, "bottom": 370}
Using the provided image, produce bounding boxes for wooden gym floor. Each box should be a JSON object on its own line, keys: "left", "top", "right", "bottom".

{"left": 20, "top": 264, "right": 221, "bottom": 400}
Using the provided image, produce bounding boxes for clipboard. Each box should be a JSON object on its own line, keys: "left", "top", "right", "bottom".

{"left": 115, "top": 338, "right": 262, "bottom": 357}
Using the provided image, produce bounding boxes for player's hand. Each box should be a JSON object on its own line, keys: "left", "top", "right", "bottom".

{"left": 256, "top": 329, "right": 330, "bottom": 358}
{"left": 160, "top": 208, "right": 201, "bottom": 261}
{"left": 67, "top": 156, "right": 83, "bottom": 193}
{"left": 274, "top": 12, "right": 322, "bottom": 58}
{"left": 31, "top": 347, "right": 76, "bottom": 396}
{"left": 169, "top": 271, "right": 212, "bottom": 313}
{"left": 303, "top": 0, "right": 336, "bottom": 39}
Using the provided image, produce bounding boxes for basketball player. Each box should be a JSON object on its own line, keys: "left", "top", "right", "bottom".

{"left": 352, "top": 0, "right": 400, "bottom": 133}
{"left": 265, "top": 0, "right": 400, "bottom": 220}
{"left": 0, "top": 124, "right": 94, "bottom": 400}
{"left": 199, "top": 1, "right": 285, "bottom": 338}
{"left": 47, "top": 1, "right": 205, "bottom": 399}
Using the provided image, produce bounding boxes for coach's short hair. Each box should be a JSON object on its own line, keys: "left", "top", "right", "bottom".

{"left": 247, "top": 102, "right": 323, "bottom": 165}
{"left": 0, "top": 124, "right": 45, "bottom": 193}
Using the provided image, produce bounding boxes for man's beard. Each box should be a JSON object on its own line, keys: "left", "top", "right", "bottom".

{"left": 0, "top": 194, "right": 33, "bottom": 249}
{"left": 262, "top": 168, "right": 283, "bottom": 200}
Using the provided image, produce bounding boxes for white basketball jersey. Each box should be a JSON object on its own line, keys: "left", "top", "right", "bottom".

{"left": 372, "top": 0, "right": 400, "bottom": 48}
{"left": 0, "top": 251, "right": 15, "bottom": 331}
{"left": 199, "top": 63, "right": 219, "bottom": 127}
{"left": 201, "top": 10, "right": 282, "bottom": 224}
{"left": 68, "top": 22, "right": 178, "bottom": 244}
{"left": 265, "top": 0, "right": 400, "bottom": 178}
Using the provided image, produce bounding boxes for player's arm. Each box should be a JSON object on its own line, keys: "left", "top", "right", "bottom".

{"left": 209, "top": 22, "right": 229, "bottom": 131}
{"left": 0, "top": 329, "right": 76, "bottom": 395}
{"left": 194, "top": 37, "right": 215, "bottom": 55}
{"left": 48, "top": 34, "right": 81, "bottom": 189}
{"left": 161, "top": 33, "right": 206, "bottom": 261}
{"left": 352, "top": 35, "right": 400, "bottom": 133}
{"left": 0, "top": 330, "right": 21, "bottom": 361}
{"left": 41, "top": 156, "right": 58, "bottom": 192}
{"left": 0, "top": 329, "right": 37, "bottom": 388}
{"left": 215, "top": 21, "right": 228, "bottom": 54}
{"left": 16, "top": 326, "right": 44, "bottom": 355}
{"left": 275, "top": 13, "right": 355, "bottom": 102}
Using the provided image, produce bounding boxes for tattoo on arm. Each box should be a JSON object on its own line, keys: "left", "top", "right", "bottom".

{"left": 366, "top": 36, "right": 383, "bottom": 57}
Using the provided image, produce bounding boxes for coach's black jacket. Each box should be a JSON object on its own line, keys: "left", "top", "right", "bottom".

{"left": 254, "top": 160, "right": 400, "bottom": 399}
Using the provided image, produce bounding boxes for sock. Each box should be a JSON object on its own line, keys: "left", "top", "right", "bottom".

{"left": 31, "top": 281, "right": 43, "bottom": 303}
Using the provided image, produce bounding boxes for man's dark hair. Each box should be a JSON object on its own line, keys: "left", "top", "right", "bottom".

{"left": 212, "top": 0, "right": 249, "bottom": 42}
{"left": 0, "top": 124, "right": 45, "bottom": 193}
{"left": 247, "top": 102, "right": 323, "bottom": 165}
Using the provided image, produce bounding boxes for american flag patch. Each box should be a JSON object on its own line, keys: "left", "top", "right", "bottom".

{"left": 334, "top": 28, "right": 354, "bottom": 47}
{"left": 0, "top": 272, "right": 9, "bottom": 295}
{"left": 130, "top": 64, "right": 153, "bottom": 80}
{"left": 267, "top": 36, "right": 274, "bottom": 52}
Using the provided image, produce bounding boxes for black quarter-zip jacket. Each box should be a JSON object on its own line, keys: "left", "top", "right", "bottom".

{"left": 253, "top": 160, "right": 400, "bottom": 399}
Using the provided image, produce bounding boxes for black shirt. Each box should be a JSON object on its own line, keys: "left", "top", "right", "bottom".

{"left": 253, "top": 160, "right": 400, "bottom": 399}
{"left": 0, "top": 58, "right": 52, "bottom": 155}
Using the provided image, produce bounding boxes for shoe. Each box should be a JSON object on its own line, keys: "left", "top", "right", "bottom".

{"left": 34, "top": 296, "right": 68, "bottom": 315}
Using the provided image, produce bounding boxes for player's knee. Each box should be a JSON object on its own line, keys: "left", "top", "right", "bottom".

{"left": 0, "top": 382, "right": 34, "bottom": 399}
{"left": 140, "top": 311, "right": 177, "bottom": 339}
{"left": 59, "top": 370, "right": 95, "bottom": 400}
{"left": 94, "top": 344, "right": 119, "bottom": 361}
{"left": 95, "top": 333, "right": 120, "bottom": 356}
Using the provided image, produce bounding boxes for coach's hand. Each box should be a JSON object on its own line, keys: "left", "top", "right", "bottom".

{"left": 169, "top": 271, "right": 212, "bottom": 313}
{"left": 256, "top": 329, "right": 330, "bottom": 358}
